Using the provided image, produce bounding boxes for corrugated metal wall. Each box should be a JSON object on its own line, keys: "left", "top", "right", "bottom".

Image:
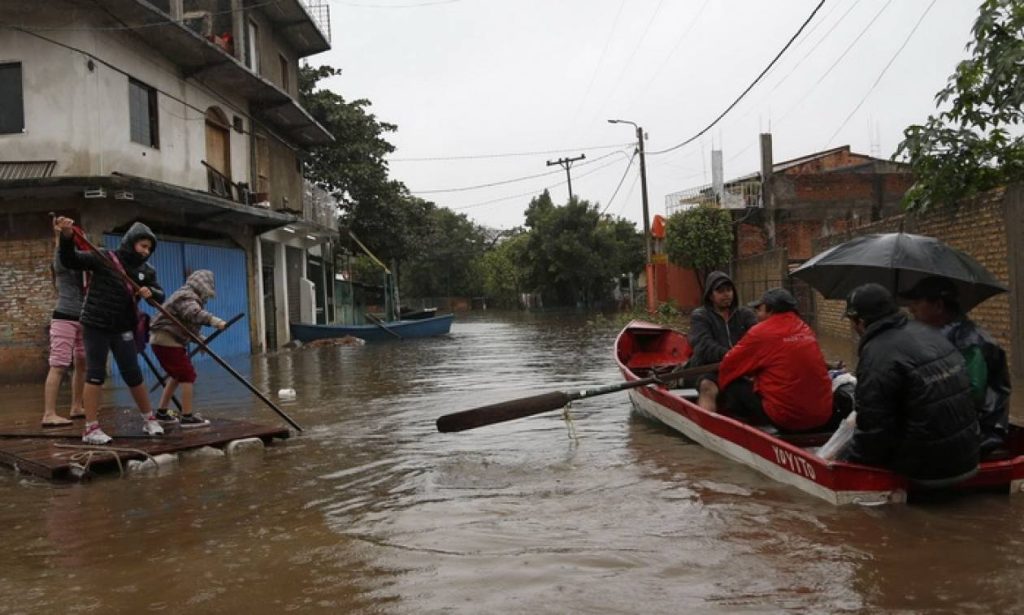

{"left": 103, "top": 234, "right": 250, "bottom": 386}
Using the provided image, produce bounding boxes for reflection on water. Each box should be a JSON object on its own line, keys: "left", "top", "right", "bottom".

{"left": 1, "top": 310, "right": 1023, "bottom": 612}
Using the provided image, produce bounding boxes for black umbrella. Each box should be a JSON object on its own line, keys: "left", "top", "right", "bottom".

{"left": 790, "top": 232, "right": 1007, "bottom": 311}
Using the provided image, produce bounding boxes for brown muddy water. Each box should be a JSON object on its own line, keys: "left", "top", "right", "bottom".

{"left": 1, "top": 311, "right": 1024, "bottom": 613}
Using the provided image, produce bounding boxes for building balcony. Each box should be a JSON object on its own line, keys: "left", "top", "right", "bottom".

{"left": 94, "top": 0, "right": 333, "bottom": 148}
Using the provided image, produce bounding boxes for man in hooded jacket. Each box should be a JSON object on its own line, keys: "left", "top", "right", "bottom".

{"left": 687, "top": 271, "right": 757, "bottom": 410}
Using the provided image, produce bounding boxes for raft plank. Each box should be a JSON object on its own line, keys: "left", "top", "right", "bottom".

{"left": 0, "top": 407, "right": 291, "bottom": 481}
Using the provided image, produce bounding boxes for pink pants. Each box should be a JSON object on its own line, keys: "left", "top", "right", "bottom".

{"left": 49, "top": 319, "right": 85, "bottom": 368}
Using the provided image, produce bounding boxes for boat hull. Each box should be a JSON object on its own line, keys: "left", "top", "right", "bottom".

{"left": 290, "top": 314, "right": 454, "bottom": 343}
{"left": 616, "top": 320, "right": 1024, "bottom": 505}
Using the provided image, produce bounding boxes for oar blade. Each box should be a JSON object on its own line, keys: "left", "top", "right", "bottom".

{"left": 437, "top": 391, "right": 572, "bottom": 433}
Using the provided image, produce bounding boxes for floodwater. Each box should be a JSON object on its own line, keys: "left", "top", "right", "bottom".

{"left": 2, "top": 311, "right": 1024, "bottom": 613}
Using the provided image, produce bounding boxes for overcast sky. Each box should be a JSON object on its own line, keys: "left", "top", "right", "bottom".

{"left": 310, "top": 0, "right": 980, "bottom": 231}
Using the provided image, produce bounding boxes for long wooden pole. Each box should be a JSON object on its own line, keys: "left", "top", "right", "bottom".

{"left": 66, "top": 224, "right": 303, "bottom": 432}
{"left": 436, "top": 363, "right": 720, "bottom": 433}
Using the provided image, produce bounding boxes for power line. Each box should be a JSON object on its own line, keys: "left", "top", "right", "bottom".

{"left": 412, "top": 149, "right": 628, "bottom": 194}
{"left": 626, "top": 0, "right": 711, "bottom": 114}
{"left": 777, "top": 0, "right": 892, "bottom": 125}
{"left": 826, "top": 0, "right": 938, "bottom": 146}
{"left": 451, "top": 154, "right": 630, "bottom": 211}
{"left": 647, "top": 0, "right": 826, "bottom": 156}
{"left": 592, "top": 0, "right": 666, "bottom": 121}
{"left": 566, "top": 0, "right": 627, "bottom": 135}
{"left": 600, "top": 151, "right": 638, "bottom": 215}
{"left": 390, "top": 141, "right": 633, "bottom": 162}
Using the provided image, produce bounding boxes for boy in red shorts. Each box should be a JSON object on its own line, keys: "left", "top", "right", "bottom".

{"left": 149, "top": 269, "right": 226, "bottom": 427}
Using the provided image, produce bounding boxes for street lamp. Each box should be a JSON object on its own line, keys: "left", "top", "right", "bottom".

{"left": 607, "top": 119, "right": 651, "bottom": 264}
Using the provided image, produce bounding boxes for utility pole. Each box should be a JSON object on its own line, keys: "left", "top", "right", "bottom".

{"left": 635, "top": 125, "right": 651, "bottom": 264}
{"left": 546, "top": 153, "right": 586, "bottom": 201}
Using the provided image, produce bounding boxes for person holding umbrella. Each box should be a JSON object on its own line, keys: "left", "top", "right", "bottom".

{"left": 840, "top": 283, "right": 980, "bottom": 487}
{"left": 900, "top": 276, "right": 1010, "bottom": 456}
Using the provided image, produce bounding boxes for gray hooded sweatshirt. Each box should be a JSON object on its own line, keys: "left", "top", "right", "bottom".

{"left": 150, "top": 269, "right": 225, "bottom": 346}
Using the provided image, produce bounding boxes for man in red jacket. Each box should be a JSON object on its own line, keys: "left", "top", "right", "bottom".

{"left": 707, "top": 287, "right": 833, "bottom": 432}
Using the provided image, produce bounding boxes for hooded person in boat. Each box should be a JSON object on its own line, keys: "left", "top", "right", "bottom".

{"left": 687, "top": 271, "right": 758, "bottom": 368}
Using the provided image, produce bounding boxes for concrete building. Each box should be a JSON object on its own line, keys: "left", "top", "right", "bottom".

{"left": 0, "top": 0, "right": 336, "bottom": 383}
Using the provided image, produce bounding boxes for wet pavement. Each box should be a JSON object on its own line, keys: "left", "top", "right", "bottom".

{"left": 1, "top": 310, "right": 1023, "bottom": 613}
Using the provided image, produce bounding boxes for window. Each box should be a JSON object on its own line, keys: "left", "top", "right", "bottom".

{"left": 0, "top": 62, "right": 25, "bottom": 134}
{"left": 246, "top": 20, "right": 260, "bottom": 73}
{"left": 128, "top": 78, "right": 159, "bottom": 148}
{"left": 279, "top": 54, "right": 289, "bottom": 91}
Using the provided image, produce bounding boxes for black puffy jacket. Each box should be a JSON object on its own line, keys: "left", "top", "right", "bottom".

{"left": 687, "top": 271, "right": 757, "bottom": 367}
{"left": 846, "top": 312, "right": 980, "bottom": 484}
{"left": 59, "top": 222, "right": 165, "bottom": 333}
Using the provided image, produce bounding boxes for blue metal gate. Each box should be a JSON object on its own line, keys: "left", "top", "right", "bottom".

{"left": 103, "top": 234, "right": 250, "bottom": 386}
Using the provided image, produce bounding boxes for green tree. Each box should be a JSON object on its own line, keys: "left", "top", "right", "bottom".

{"left": 400, "top": 206, "right": 488, "bottom": 299}
{"left": 522, "top": 191, "right": 643, "bottom": 307}
{"left": 895, "top": 0, "right": 1024, "bottom": 212}
{"left": 664, "top": 205, "right": 733, "bottom": 290}
{"left": 480, "top": 231, "right": 529, "bottom": 308}
{"left": 300, "top": 64, "right": 420, "bottom": 260}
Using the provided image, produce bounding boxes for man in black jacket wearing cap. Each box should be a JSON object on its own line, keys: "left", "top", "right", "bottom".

{"left": 841, "top": 283, "right": 980, "bottom": 487}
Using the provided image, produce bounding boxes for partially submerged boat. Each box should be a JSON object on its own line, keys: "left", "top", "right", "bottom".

{"left": 290, "top": 313, "right": 454, "bottom": 343}
{"left": 616, "top": 320, "right": 1024, "bottom": 505}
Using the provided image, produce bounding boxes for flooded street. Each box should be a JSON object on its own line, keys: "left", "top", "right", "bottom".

{"left": 2, "top": 311, "right": 1024, "bottom": 613}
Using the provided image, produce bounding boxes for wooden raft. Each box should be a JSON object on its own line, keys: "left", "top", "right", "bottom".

{"left": 0, "top": 407, "right": 290, "bottom": 481}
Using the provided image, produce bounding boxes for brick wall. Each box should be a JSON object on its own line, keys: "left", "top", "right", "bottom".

{"left": 0, "top": 237, "right": 57, "bottom": 382}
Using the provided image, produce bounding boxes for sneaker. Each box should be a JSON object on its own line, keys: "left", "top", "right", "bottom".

{"left": 142, "top": 417, "right": 165, "bottom": 436}
{"left": 82, "top": 423, "right": 112, "bottom": 445}
{"left": 179, "top": 412, "right": 210, "bottom": 428}
{"left": 154, "top": 408, "right": 179, "bottom": 423}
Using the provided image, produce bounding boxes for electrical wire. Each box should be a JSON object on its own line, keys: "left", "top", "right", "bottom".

{"left": 776, "top": 0, "right": 893, "bottom": 125}
{"left": 825, "top": 0, "right": 937, "bottom": 146}
{"left": 566, "top": 0, "right": 627, "bottom": 133}
{"left": 390, "top": 141, "right": 633, "bottom": 162}
{"left": 626, "top": 0, "right": 710, "bottom": 114}
{"left": 411, "top": 149, "right": 628, "bottom": 194}
{"left": 451, "top": 153, "right": 630, "bottom": 211}
{"left": 599, "top": 151, "right": 638, "bottom": 215}
{"left": 647, "top": 0, "right": 826, "bottom": 156}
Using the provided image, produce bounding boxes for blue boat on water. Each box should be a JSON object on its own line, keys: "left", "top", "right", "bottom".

{"left": 290, "top": 313, "right": 455, "bottom": 343}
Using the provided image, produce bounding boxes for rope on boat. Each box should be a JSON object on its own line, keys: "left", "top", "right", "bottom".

{"left": 561, "top": 402, "right": 579, "bottom": 444}
{"left": 54, "top": 443, "right": 158, "bottom": 479}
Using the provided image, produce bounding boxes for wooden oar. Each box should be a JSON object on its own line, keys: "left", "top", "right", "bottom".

{"left": 366, "top": 312, "right": 402, "bottom": 340}
{"left": 147, "top": 312, "right": 244, "bottom": 394}
{"left": 62, "top": 223, "right": 303, "bottom": 432}
{"left": 436, "top": 362, "right": 720, "bottom": 433}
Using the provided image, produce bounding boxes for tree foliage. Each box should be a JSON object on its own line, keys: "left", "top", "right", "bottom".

{"left": 300, "top": 64, "right": 420, "bottom": 261}
{"left": 400, "top": 206, "right": 488, "bottom": 299}
{"left": 479, "top": 231, "right": 529, "bottom": 308}
{"left": 521, "top": 191, "right": 643, "bottom": 307}
{"left": 895, "top": 0, "right": 1024, "bottom": 211}
{"left": 664, "top": 205, "right": 733, "bottom": 289}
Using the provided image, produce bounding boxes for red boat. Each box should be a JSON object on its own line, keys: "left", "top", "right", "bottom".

{"left": 616, "top": 320, "right": 1024, "bottom": 505}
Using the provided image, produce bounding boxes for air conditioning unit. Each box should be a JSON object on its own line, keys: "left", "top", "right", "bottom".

{"left": 182, "top": 10, "right": 212, "bottom": 37}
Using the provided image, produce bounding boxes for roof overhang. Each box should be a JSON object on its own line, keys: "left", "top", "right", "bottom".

{"left": 94, "top": 0, "right": 334, "bottom": 147}
{"left": 0, "top": 175, "right": 298, "bottom": 234}
{"left": 260, "top": 218, "right": 338, "bottom": 248}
